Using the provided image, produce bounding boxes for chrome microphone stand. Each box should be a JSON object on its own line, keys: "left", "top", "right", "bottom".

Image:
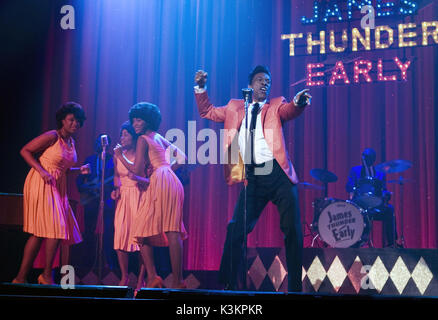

{"left": 242, "top": 88, "right": 253, "bottom": 290}
{"left": 95, "top": 135, "right": 108, "bottom": 284}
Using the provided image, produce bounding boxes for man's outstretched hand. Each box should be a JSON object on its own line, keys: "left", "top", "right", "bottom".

{"left": 293, "top": 89, "right": 312, "bottom": 107}
{"left": 195, "top": 70, "right": 208, "bottom": 88}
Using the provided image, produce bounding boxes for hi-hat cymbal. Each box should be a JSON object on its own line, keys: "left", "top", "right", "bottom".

{"left": 375, "top": 160, "right": 412, "bottom": 174}
{"left": 310, "top": 168, "right": 338, "bottom": 183}
{"left": 297, "top": 182, "right": 325, "bottom": 190}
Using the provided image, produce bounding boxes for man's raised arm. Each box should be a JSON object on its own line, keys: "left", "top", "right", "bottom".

{"left": 194, "top": 70, "right": 227, "bottom": 122}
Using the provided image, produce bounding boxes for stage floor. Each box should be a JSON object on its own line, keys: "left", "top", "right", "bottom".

{"left": 1, "top": 283, "right": 437, "bottom": 316}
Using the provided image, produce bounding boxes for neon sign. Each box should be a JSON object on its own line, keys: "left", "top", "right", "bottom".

{"left": 281, "top": 22, "right": 438, "bottom": 56}
{"left": 281, "top": 1, "right": 437, "bottom": 86}
{"left": 300, "top": 0, "right": 418, "bottom": 24}
{"left": 306, "top": 57, "right": 411, "bottom": 86}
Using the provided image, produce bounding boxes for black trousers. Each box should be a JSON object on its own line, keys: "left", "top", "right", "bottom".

{"left": 368, "top": 204, "right": 396, "bottom": 247}
{"left": 218, "top": 160, "right": 303, "bottom": 292}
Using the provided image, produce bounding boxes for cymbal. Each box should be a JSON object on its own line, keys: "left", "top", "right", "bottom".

{"left": 297, "top": 182, "right": 325, "bottom": 191}
{"left": 310, "top": 168, "right": 338, "bottom": 183}
{"left": 375, "top": 159, "right": 412, "bottom": 174}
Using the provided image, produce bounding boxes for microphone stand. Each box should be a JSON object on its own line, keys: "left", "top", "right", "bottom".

{"left": 360, "top": 156, "right": 374, "bottom": 247}
{"left": 398, "top": 176, "right": 406, "bottom": 248}
{"left": 242, "top": 88, "right": 252, "bottom": 290}
{"left": 96, "top": 144, "right": 107, "bottom": 284}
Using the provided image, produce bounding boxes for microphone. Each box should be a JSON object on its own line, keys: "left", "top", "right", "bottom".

{"left": 242, "top": 88, "right": 253, "bottom": 103}
{"left": 100, "top": 135, "right": 109, "bottom": 160}
{"left": 100, "top": 135, "right": 109, "bottom": 148}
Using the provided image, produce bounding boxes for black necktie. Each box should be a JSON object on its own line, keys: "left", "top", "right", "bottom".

{"left": 250, "top": 103, "right": 260, "bottom": 132}
{"left": 249, "top": 103, "right": 260, "bottom": 165}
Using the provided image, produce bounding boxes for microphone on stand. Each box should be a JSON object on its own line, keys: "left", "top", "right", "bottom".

{"left": 241, "top": 87, "right": 253, "bottom": 290}
{"left": 100, "top": 134, "right": 109, "bottom": 159}
{"left": 242, "top": 88, "right": 253, "bottom": 103}
{"left": 100, "top": 134, "right": 109, "bottom": 147}
{"left": 96, "top": 133, "right": 109, "bottom": 283}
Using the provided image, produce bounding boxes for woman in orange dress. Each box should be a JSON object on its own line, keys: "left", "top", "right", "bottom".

{"left": 112, "top": 121, "right": 146, "bottom": 288}
{"left": 114, "top": 102, "right": 187, "bottom": 288}
{"left": 12, "top": 102, "right": 89, "bottom": 285}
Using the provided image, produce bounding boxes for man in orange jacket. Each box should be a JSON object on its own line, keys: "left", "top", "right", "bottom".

{"left": 194, "top": 65, "right": 311, "bottom": 292}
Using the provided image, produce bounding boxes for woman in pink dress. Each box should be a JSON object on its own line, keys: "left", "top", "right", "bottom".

{"left": 13, "top": 102, "right": 90, "bottom": 285}
{"left": 114, "top": 102, "right": 187, "bottom": 289}
{"left": 112, "top": 121, "right": 146, "bottom": 288}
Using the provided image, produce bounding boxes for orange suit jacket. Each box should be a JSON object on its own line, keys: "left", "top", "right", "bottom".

{"left": 195, "top": 91, "right": 305, "bottom": 185}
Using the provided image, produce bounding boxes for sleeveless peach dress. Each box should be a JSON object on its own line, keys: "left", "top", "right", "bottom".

{"left": 23, "top": 133, "right": 82, "bottom": 244}
{"left": 132, "top": 132, "right": 186, "bottom": 246}
{"left": 113, "top": 154, "right": 142, "bottom": 252}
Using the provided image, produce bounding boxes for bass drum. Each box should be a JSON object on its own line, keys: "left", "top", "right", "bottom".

{"left": 315, "top": 200, "right": 368, "bottom": 248}
{"left": 311, "top": 197, "right": 339, "bottom": 233}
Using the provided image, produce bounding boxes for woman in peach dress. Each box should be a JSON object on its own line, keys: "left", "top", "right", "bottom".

{"left": 13, "top": 102, "right": 90, "bottom": 285}
{"left": 112, "top": 121, "right": 146, "bottom": 288}
{"left": 114, "top": 102, "right": 187, "bottom": 289}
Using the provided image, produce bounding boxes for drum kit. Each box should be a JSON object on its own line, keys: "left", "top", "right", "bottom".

{"left": 301, "top": 159, "right": 412, "bottom": 248}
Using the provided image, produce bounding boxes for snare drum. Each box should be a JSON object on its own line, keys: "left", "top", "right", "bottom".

{"left": 314, "top": 200, "right": 368, "bottom": 248}
{"left": 353, "top": 177, "right": 383, "bottom": 208}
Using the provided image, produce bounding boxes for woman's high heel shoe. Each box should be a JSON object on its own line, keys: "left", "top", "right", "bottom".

{"left": 134, "top": 279, "right": 146, "bottom": 298}
{"left": 38, "top": 274, "right": 55, "bottom": 285}
{"left": 12, "top": 278, "right": 25, "bottom": 284}
{"left": 147, "top": 276, "right": 164, "bottom": 288}
{"left": 135, "top": 279, "right": 146, "bottom": 291}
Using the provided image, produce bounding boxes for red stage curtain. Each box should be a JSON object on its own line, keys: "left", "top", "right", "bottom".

{"left": 40, "top": 0, "right": 437, "bottom": 271}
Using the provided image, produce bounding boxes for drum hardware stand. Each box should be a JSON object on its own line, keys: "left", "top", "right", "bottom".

{"left": 311, "top": 232, "right": 323, "bottom": 248}
{"left": 302, "top": 222, "right": 311, "bottom": 237}
{"left": 375, "top": 159, "right": 412, "bottom": 248}
{"left": 308, "top": 169, "right": 338, "bottom": 248}
{"left": 323, "top": 183, "right": 328, "bottom": 199}
{"left": 303, "top": 222, "right": 322, "bottom": 248}
{"left": 310, "top": 199, "right": 323, "bottom": 248}
{"left": 397, "top": 176, "right": 406, "bottom": 248}
{"left": 364, "top": 212, "right": 375, "bottom": 248}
